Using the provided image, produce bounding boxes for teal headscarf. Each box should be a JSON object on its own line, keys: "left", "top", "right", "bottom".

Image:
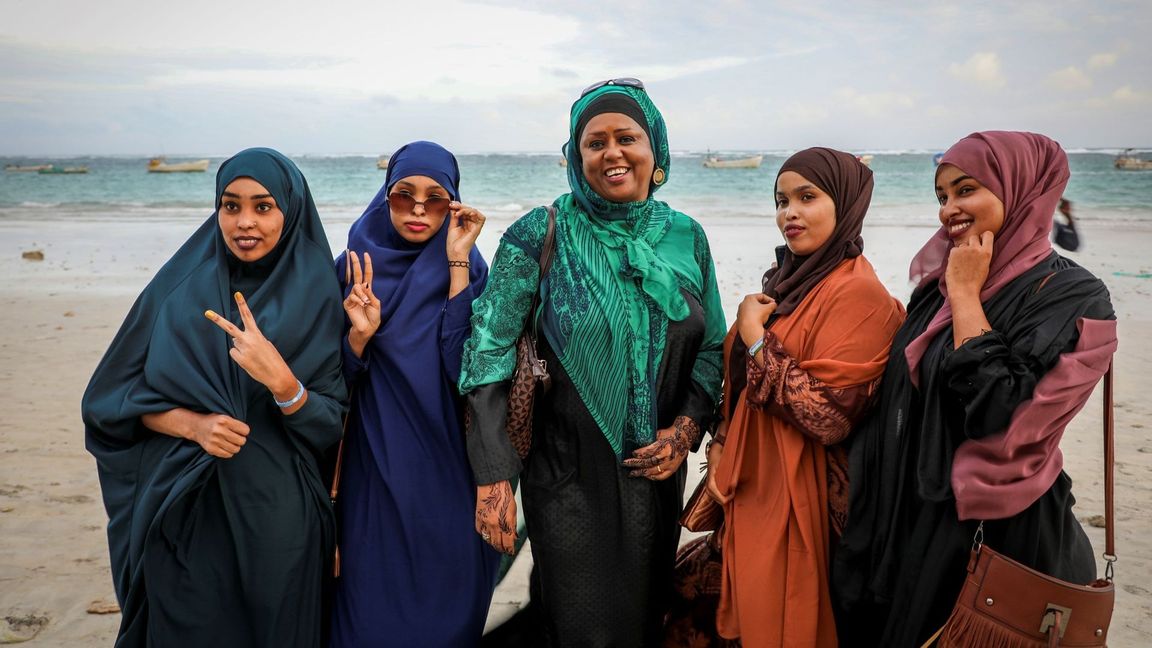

{"left": 544, "top": 84, "right": 718, "bottom": 455}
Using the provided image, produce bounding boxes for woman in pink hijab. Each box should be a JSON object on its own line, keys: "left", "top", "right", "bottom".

{"left": 831, "top": 131, "right": 1117, "bottom": 647}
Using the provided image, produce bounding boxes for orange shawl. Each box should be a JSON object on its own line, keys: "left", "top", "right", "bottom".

{"left": 714, "top": 257, "right": 903, "bottom": 646}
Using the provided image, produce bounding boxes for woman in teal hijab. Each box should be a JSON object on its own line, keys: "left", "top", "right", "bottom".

{"left": 82, "top": 148, "right": 346, "bottom": 647}
{"left": 461, "top": 80, "right": 726, "bottom": 645}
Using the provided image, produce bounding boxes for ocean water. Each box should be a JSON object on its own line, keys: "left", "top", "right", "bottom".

{"left": 2, "top": 151, "right": 1150, "bottom": 226}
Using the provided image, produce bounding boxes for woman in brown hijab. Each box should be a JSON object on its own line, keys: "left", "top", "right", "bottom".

{"left": 705, "top": 147, "right": 904, "bottom": 646}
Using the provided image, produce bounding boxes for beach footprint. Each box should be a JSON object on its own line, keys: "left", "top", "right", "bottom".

{"left": 1, "top": 613, "right": 49, "bottom": 644}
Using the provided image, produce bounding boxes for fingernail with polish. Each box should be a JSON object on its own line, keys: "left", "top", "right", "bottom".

{"left": 204, "top": 310, "right": 217, "bottom": 320}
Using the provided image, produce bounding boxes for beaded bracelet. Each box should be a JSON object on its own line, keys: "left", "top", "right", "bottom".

{"left": 275, "top": 380, "right": 305, "bottom": 409}
{"left": 448, "top": 260, "right": 470, "bottom": 268}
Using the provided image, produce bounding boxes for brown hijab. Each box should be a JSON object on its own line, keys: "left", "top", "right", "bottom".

{"left": 763, "top": 147, "right": 873, "bottom": 315}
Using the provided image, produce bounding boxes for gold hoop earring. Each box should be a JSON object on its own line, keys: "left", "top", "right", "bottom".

{"left": 652, "top": 168, "right": 666, "bottom": 185}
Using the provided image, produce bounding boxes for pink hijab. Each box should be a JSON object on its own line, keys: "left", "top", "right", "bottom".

{"left": 902, "top": 131, "right": 1117, "bottom": 520}
{"left": 904, "top": 131, "right": 1069, "bottom": 384}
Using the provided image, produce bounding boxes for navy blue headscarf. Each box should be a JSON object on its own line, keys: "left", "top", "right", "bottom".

{"left": 82, "top": 148, "right": 346, "bottom": 604}
{"left": 341, "top": 141, "right": 487, "bottom": 326}
{"left": 337, "top": 140, "right": 487, "bottom": 450}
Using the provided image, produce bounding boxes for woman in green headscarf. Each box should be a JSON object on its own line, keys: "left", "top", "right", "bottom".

{"left": 460, "top": 79, "right": 726, "bottom": 646}
{"left": 82, "top": 148, "right": 346, "bottom": 647}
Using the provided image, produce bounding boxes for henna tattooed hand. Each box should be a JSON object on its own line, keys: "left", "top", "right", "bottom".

{"left": 475, "top": 480, "right": 517, "bottom": 555}
{"left": 622, "top": 415, "right": 701, "bottom": 481}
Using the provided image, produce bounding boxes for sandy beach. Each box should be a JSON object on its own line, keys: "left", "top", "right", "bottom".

{"left": 1, "top": 211, "right": 1150, "bottom": 645}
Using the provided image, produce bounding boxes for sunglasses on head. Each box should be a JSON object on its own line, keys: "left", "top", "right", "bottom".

{"left": 579, "top": 77, "right": 646, "bottom": 98}
{"left": 387, "top": 191, "right": 451, "bottom": 218}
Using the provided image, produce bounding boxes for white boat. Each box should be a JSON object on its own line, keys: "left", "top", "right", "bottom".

{"left": 702, "top": 154, "right": 763, "bottom": 169}
{"left": 5, "top": 164, "right": 52, "bottom": 172}
{"left": 856, "top": 154, "right": 874, "bottom": 167}
{"left": 1114, "top": 149, "right": 1152, "bottom": 170}
{"left": 39, "top": 165, "right": 89, "bottom": 174}
{"left": 148, "top": 157, "right": 210, "bottom": 173}
{"left": 377, "top": 156, "right": 389, "bottom": 170}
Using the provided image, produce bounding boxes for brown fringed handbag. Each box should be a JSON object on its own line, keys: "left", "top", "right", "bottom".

{"left": 504, "top": 205, "right": 557, "bottom": 459}
{"left": 927, "top": 364, "right": 1117, "bottom": 648}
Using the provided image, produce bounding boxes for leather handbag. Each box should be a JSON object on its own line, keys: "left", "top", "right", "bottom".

{"left": 504, "top": 205, "right": 558, "bottom": 459}
{"left": 929, "top": 364, "right": 1117, "bottom": 648}
{"left": 680, "top": 474, "right": 723, "bottom": 532}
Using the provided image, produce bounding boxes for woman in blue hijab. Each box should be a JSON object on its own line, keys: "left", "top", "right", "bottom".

{"left": 82, "top": 148, "right": 347, "bottom": 647}
{"left": 329, "top": 141, "right": 498, "bottom": 646}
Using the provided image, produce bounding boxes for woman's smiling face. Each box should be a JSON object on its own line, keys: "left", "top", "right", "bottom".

{"left": 935, "top": 163, "right": 1005, "bottom": 245}
{"left": 579, "top": 112, "right": 654, "bottom": 203}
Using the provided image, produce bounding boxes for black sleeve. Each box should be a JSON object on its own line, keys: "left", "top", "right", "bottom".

{"left": 940, "top": 330, "right": 1054, "bottom": 439}
{"left": 939, "top": 261, "right": 1113, "bottom": 440}
{"left": 465, "top": 381, "right": 522, "bottom": 485}
{"left": 678, "top": 379, "right": 717, "bottom": 452}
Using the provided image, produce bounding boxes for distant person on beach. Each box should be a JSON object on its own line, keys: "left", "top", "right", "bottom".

{"left": 1053, "top": 196, "right": 1080, "bottom": 251}
{"left": 460, "top": 79, "right": 726, "bottom": 645}
{"left": 327, "top": 141, "right": 500, "bottom": 646}
{"left": 669, "top": 148, "right": 904, "bottom": 646}
{"left": 832, "top": 131, "right": 1117, "bottom": 646}
{"left": 82, "top": 148, "right": 347, "bottom": 646}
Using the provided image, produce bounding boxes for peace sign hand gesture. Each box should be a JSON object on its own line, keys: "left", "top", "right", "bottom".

{"left": 343, "top": 250, "right": 381, "bottom": 358}
{"left": 205, "top": 292, "right": 303, "bottom": 410}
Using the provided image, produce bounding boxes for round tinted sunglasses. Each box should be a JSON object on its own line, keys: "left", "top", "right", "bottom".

{"left": 387, "top": 192, "right": 451, "bottom": 218}
{"left": 579, "top": 77, "right": 646, "bottom": 98}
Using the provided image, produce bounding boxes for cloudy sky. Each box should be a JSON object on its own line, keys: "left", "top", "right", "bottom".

{"left": 2, "top": 0, "right": 1149, "bottom": 155}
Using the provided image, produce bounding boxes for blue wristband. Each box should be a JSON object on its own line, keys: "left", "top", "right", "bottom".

{"left": 275, "top": 380, "right": 305, "bottom": 408}
{"left": 747, "top": 337, "right": 766, "bottom": 358}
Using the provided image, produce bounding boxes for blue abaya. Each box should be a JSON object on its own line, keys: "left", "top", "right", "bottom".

{"left": 329, "top": 142, "right": 500, "bottom": 647}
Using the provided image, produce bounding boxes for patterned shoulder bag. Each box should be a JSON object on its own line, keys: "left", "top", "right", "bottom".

{"left": 505, "top": 205, "right": 557, "bottom": 458}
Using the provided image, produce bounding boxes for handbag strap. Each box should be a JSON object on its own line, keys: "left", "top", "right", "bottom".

{"left": 969, "top": 362, "right": 1118, "bottom": 580}
{"left": 1103, "top": 362, "right": 1116, "bottom": 578}
{"left": 329, "top": 388, "right": 355, "bottom": 505}
{"left": 527, "top": 205, "right": 558, "bottom": 339}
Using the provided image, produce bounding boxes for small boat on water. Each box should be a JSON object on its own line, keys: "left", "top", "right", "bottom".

{"left": 932, "top": 152, "right": 945, "bottom": 166}
{"left": 5, "top": 164, "right": 53, "bottom": 172}
{"left": 558, "top": 158, "right": 567, "bottom": 167}
{"left": 856, "top": 154, "right": 874, "bottom": 167}
{"left": 703, "top": 154, "right": 763, "bottom": 169}
{"left": 38, "top": 165, "right": 89, "bottom": 174}
{"left": 148, "top": 157, "right": 210, "bottom": 173}
{"left": 1114, "top": 149, "right": 1152, "bottom": 170}
{"left": 377, "top": 156, "right": 389, "bottom": 170}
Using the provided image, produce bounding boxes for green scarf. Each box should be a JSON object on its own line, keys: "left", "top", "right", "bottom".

{"left": 461, "top": 84, "right": 724, "bottom": 456}
{"left": 548, "top": 85, "right": 702, "bottom": 454}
